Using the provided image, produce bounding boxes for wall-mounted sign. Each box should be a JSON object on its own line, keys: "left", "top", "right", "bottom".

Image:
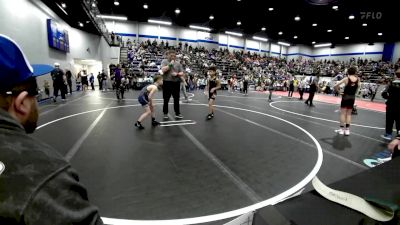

{"left": 47, "top": 19, "right": 70, "bottom": 52}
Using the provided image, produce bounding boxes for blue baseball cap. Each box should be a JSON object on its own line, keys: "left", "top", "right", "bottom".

{"left": 0, "top": 34, "right": 54, "bottom": 91}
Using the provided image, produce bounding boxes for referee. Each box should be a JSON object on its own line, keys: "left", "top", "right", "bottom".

{"left": 161, "top": 50, "right": 184, "bottom": 119}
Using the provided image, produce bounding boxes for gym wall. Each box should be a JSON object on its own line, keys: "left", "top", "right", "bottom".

{"left": 287, "top": 43, "right": 385, "bottom": 62}
{"left": 0, "top": 0, "right": 118, "bottom": 96}
{"left": 104, "top": 20, "right": 288, "bottom": 56}
{"left": 392, "top": 41, "right": 400, "bottom": 63}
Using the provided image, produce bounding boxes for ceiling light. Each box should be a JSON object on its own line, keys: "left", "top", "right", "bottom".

{"left": 294, "top": 16, "right": 300, "bottom": 21}
{"left": 237, "top": 0, "right": 241, "bottom": 1}
{"left": 56, "top": 3, "right": 68, "bottom": 15}
{"left": 327, "top": 29, "right": 332, "bottom": 32}
{"left": 175, "top": 8, "right": 180, "bottom": 14}
{"left": 345, "top": 36, "right": 349, "bottom": 39}
{"left": 148, "top": 19, "right": 172, "bottom": 26}
{"left": 278, "top": 31, "right": 283, "bottom": 35}
{"left": 261, "top": 27, "right": 266, "bottom": 31}
{"left": 314, "top": 43, "right": 332, "bottom": 48}
{"left": 294, "top": 35, "right": 298, "bottom": 39}
{"left": 312, "top": 23, "right": 317, "bottom": 26}
{"left": 349, "top": 15, "right": 355, "bottom": 20}
{"left": 278, "top": 42, "right": 290, "bottom": 47}
{"left": 209, "top": 15, "right": 214, "bottom": 20}
{"left": 362, "top": 23, "right": 367, "bottom": 26}
{"left": 91, "top": 2, "right": 96, "bottom": 7}
{"left": 79, "top": 22, "right": 84, "bottom": 27}
{"left": 86, "top": 20, "right": 90, "bottom": 23}
{"left": 225, "top": 31, "right": 242, "bottom": 37}
{"left": 189, "top": 25, "right": 211, "bottom": 32}
{"left": 61, "top": 3, "right": 66, "bottom": 8}
{"left": 312, "top": 41, "right": 316, "bottom": 44}
{"left": 268, "top": 8, "right": 274, "bottom": 11}
{"left": 378, "top": 33, "right": 383, "bottom": 36}
{"left": 143, "top": 4, "right": 148, "bottom": 9}
{"left": 96, "top": 15, "right": 127, "bottom": 20}
{"left": 253, "top": 36, "right": 268, "bottom": 42}
{"left": 114, "top": 0, "right": 119, "bottom": 6}
{"left": 237, "top": 21, "right": 241, "bottom": 25}
{"left": 332, "top": 5, "right": 338, "bottom": 10}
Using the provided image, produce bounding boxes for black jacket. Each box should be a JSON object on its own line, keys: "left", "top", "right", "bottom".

{"left": 382, "top": 78, "right": 400, "bottom": 107}
{"left": 0, "top": 109, "right": 103, "bottom": 225}
{"left": 51, "top": 68, "right": 65, "bottom": 84}
{"left": 309, "top": 82, "right": 317, "bottom": 93}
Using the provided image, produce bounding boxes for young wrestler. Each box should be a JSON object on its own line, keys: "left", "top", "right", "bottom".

{"left": 134, "top": 75, "right": 163, "bottom": 129}
{"left": 206, "top": 66, "right": 221, "bottom": 120}
{"left": 334, "top": 67, "right": 360, "bottom": 136}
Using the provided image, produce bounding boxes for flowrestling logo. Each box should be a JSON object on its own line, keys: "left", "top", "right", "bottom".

{"left": 0, "top": 161, "right": 4, "bottom": 175}
{"left": 360, "top": 12, "right": 383, "bottom": 20}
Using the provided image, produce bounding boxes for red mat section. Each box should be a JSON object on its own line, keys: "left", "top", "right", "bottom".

{"left": 265, "top": 91, "right": 386, "bottom": 112}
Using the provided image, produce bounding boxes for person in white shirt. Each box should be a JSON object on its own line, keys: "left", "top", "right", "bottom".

{"left": 298, "top": 77, "right": 306, "bottom": 100}
{"left": 180, "top": 73, "right": 189, "bottom": 103}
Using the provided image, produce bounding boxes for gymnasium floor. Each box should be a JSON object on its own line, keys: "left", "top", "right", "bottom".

{"left": 33, "top": 89, "right": 388, "bottom": 224}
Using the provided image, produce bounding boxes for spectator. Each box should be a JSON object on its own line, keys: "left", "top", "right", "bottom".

{"left": 370, "top": 84, "right": 378, "bottom": 102}
{"left": 243, "top": 74, "right": 249, "bottom": 96}
{"left": 127, "top": 38, "right": 132, "bottom": 49}
{"left": 388, "top": 135, "right": 400, "bottom": 158}
{"left": 44, "top": 80, "right": 50, "bottom": 98}
{"left": 76, "top": 72, "right": 82, "bottom": 91}
{"left": 267, "top": 77, "right": 275, "bottom": 102}
{"left": 288, "top": 78, "right": 294, "bottom": 97}
{"left": 0, "top": 34, "right": 103, "bottom": 225}
{"left": 102, "top": 70, "right": 108, "bottom": 91}
{"left": 180, "top": 73, "right": 189, "bottom": 103}
{"left": 283, "top": 80, "right": 287, "bottom": 92}
{"left": 184, "top": 42, "right": 188, "bottom": 52}
{"left": 111, "top": 32, "right": 115, "bottom": 44}
{"left": 381, "top": 68, "right": 400, "bottom": 140}
{"left": 65, "top": 69, "right": 73, "bottom": 95}
{"left": 51, "top": 62, "right": 66, "bottom": 102}
{"left": 89, "top": 73, "right": 95, "bottom": 90}
{"left": 81, "top": 70, "right": 88, "bottom": 91}
{"left": 298, "top": 77, "right": 306, "bottom": 100}
{"left": 97, "top": 72, "right": 102, "bottom": 91}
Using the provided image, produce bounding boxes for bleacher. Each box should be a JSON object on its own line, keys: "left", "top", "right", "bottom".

{"left": 119, "top": 41, "right": 399, "bottom": 91}
{"left": 120, "top": 43, "right": 257, "bottom": 80}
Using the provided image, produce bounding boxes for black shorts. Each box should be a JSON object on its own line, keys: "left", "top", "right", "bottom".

{"left": 81, "top": 77, "right": 88, "bottom": 86}
{"left": 209, "top": 91, "right": 217, "bottom": 100}
{"left": 340, "top": 95, "right": 355, "bottom": 109}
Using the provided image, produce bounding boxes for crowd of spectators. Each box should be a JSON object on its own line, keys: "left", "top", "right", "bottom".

{"left": 115, "top": 39, "right": 399, "bottom": 97}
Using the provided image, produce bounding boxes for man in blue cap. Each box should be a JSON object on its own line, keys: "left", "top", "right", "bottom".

{"left": 0, "top": 35, "right": 103, "bottom": 224}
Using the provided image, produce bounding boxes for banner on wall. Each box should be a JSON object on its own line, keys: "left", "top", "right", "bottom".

{"left": 382, "top": 43, "right": 395, "bottom": 62}
{"left": 197, "top": 31, "right": 217, "bottom": 42}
